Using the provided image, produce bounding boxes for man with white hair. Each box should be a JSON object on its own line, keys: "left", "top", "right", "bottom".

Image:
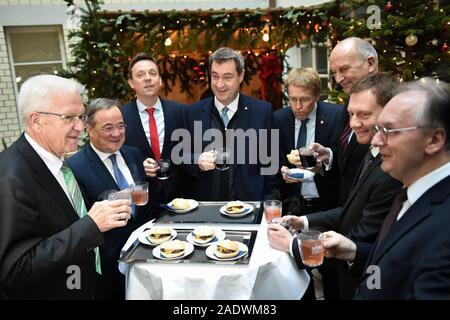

{"left": 0, "top": 75, "right": 131, "bottom": 299}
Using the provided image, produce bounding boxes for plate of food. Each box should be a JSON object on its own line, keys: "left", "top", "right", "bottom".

{"left": 138, "top": 227, "right": 177, "bottom": 246}
{"left": 186, "top": 226, "right": 226, "bottom": 247}
{"left": 205, "top": 240, "right": 248, "bottom": 261}
{"left": 219, "top": 201, "right": 254, "bottom": 218}
{"left": 283, "top": 168, "right": 315, "bottom": 181}
{"left": 165, "top": 198, "right": 199, "bottom": 213}
{"left": 153, "top": 240, "right": 194, "bottom": 260}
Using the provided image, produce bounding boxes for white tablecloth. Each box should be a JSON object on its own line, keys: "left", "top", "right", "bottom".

{"left": 121, "top": 219, "right": 309, "bottom": 300}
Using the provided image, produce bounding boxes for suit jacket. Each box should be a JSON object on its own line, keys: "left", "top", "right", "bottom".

{"left": 66, "top": 144, "right": 151, "bottom": 299}
{"left": 304, "top": 152, "right": 402, "bottom": 299}
{"left": 183, "top": 94, "right": 274, "bottom": 201}
{"left": 121, "top": 98, "right": 186, "bottom": 206}
{"left": 337, "top": 104, "right": 370, "bottom": 205}
{"left": 353, "top": 176, "right": 450, "bottom": 299}
{"left": 0, "top": 135, "right": 103, "bottom": 299}
{"left": 273, "top": 101, "right": 342, "bottom": 212}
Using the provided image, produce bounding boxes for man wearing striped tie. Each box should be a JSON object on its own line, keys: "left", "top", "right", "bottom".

{"left": 0, "top": 75, "right": 131, "bottom": 299}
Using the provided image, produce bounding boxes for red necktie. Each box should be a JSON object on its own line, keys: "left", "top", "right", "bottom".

{"left": 146, "top": 108, "right": 160, "bottom": 161}
{"left": 340, "top": 121, "right": 352, "bottom": 158}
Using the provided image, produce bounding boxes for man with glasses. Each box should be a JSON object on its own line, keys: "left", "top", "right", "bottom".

{"left": 0, "top": 75, "right": 132, "bottom": 299}
{"left": 322, "top": 78, "right": 450, "bottom": 299}
{"left": 269, "top": 73, "right": 402, "bottom": 299}
{"left": 274, "top": 67, "right": 342, "bottom": 215}
{"left": 66, "top": 98, "right": 150, "bottom": 299}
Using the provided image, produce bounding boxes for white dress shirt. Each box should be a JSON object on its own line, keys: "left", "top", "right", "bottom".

{"left": 90, "top": 143, "right": 135, "bottom": 187}
{"left": 215, "top": 94, "right": 239, "bottom": 122}
{"left": 137, "top": 98, "right": 165, "bottom": 155}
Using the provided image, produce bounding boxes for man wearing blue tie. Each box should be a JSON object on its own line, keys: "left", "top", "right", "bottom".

{"left": 67, "top": 98, "right": 151, "bottom": 299}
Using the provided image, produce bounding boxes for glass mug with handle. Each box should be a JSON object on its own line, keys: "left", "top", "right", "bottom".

{"left": 130, "top": 181, "right": 149, "bottom": 206}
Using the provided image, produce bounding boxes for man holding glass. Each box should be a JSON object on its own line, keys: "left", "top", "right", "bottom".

{"left": 67, "top": 98, "right": 151, "bottom": 299}
{"left": 0, "top": 75, "right": 131, "bottom": 299}
{"left": 322, "top": 78, "right": 450, "bottom": 299}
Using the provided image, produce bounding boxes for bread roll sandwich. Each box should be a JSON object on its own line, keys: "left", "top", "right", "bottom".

{"left": 225, "top": 200, "right": 245, "bottom": 214}
{"left": 171, "top": 198, "right": 190, "bottom": 210}
{"left": 215, "top": 240, "right": 239, "bottom": 259}
{"left": 160, "top": 240, "right": 185, "bottom": 258}
{"left": 286, "top": 149, "right": 299, "bottom": 165}
{"left": 148, "top": 227, "right": 172, "bottom": 244}
{"left": 193, "top": 226, "right": 215, "bottom": 244}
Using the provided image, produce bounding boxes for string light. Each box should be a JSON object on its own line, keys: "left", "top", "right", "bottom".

{"left": 262, "top": 31, "right": 269, "bottom": 42}
{"left": 165, "top": 38, "right": 172, "bottom": 46}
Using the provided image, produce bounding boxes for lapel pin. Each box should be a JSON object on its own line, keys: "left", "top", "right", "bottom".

{"left": 244, "top": 107, "right": 248, "bottom": 110}
{"left": 320, "top": 120, "right": 324, "bottom": 125}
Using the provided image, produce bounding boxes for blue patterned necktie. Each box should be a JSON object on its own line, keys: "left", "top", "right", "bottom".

{"left": 221, "top": 107, "right": 230, "bottom": 127}
{"left": 109, "top": 154, "right": 129, "bottom": 190}
{"left": 61, "top": 164, "right": 102, "bottom": 275}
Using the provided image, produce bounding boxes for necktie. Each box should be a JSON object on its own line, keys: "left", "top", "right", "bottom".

{"left": 61, "top": 165, "right": 102, "bottom": 275}
{"left": 146, "top": 107, "right": 161, "bottom": 161}
{"left": 109, "top": 154, "right": 129, "bottom": 190}
{"left": 296, "top": 118, "right": 309, "bottom": 149}
{"left": 374, "top": 188, "right": 408, "bottom": 253}
{"left": 358, "top": 150, "right": 374, "bottom": 181}
{"left": 221, "top": 107, "right": 230, "bottom": 127}
{"left": 340, "top": 121, "right": 352, "bottom": 159}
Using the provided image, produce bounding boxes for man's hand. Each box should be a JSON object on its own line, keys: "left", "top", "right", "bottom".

{"left": 322, "top": 231, "right": 357, "bottom": 262}
{"left": 89, "top": 199, "right": 132, "bottom": 232}
{"left": 281, "top": 215, "right": 304, "bottom": 232}
{"left": 267, "top": 223, "right": 293, "bottom": 252}
{"left": 310, "top": 142, "right": 331, "bottom": 165}
{"left": 280, "top": 166, "right": 303, "bottom": 184}
{"left": 143, "top": 157, "right": 159, "bottom": 178}
{"left": 198, "top": 150, "right": 216, "bottom": 171}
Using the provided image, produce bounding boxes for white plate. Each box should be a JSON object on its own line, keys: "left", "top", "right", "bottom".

{"left": 138, "top": 228, "right": 177, "bottom": 246}
{"left": 166, "top": 199, "right": 199, "bottom": 213}
{"left": 186, "top": 227, "right": 226, "bottom": 247}
{"left": 219, "top": 203, "right": 254, "bottom": 218}
{"left": 205, "top": 242, "right": 249, "bottom": 261}
{"left": 284, "top": 168, "right": 315, "bottom": 181}
{"left": 152, "top": 241, "right": 194, "bottom": 260}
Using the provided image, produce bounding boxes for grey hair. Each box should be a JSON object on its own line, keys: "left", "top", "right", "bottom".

{"left": 86, "top": 98, "right": 121, "bottom": 127}
{"left": 18, "top": 75, "right": 84, "bottom": 128}
{"left": 341, "top": 37, "right": 379, "bottom": 68}
{"left": 209, "top": 47, "right": 245, "bottom": 75}
{"left": 398, "top": 78, "right": 450, "bottom": 151}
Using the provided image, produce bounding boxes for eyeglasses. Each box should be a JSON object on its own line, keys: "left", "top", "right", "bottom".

{"left": 99, "top": 123, "right": 127, "bottom": 134}
{"left": 288, "top": 96, "right": 315, "bottom": 105}
{"left": 37, "top": 111, "right": 86, "bottom": 124}
{"left": 374, "top": 124, "right": 421, "bottom": 142}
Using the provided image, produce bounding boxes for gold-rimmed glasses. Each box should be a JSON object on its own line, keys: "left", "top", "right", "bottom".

{"left": 37, "top": 111, "right": 86, "bottom": 125}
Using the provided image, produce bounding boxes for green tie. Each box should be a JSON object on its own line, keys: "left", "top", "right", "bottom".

{"left": 61, "top": 164, "right": 102, "bottom": 275}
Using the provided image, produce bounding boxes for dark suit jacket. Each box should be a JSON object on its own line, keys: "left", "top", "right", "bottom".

{"left": 66, "top": 144, "right": 151, "bottom": 299}
{"left": 302, "top": 152, "right": 402, "bottom": 299}
{"left": 121, "top": 98, "right": 185, "bottom": 206}
{"left": 353, "top": 176, "right": 450, "bottom": 299}
{"left": 273, "top": 102, "right": 342, "bottom": 212}
{"left": 337, "top": 105, "right": 370, "bottom": 205}
{"left": 0, "top": 135, "right": 103, "bottom": 299}
{"left": 183, "top": 94, "right": 274, "bottom": 201}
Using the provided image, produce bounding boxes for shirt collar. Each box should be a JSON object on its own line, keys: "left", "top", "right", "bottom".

{"left": 370, "top": 146, "right": 380, "bottom": 157}
{"left": 136, "top": 97, "right": 162, "bottom": 113}
{"left": 215, "top": 94, "right": 239, "bottom": 114}
{"left": 407, "top": 161, "right": 450, "bottom": 206}
{"left": 24, "top": 132, "right": 64, "bottom": 176}
{"left": 90, "top": 143, "right": 120, "bottom": 162}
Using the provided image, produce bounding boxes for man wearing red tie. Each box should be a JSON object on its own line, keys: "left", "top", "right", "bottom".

{"left": 122, "top": 53, "right": 185, "bottom": 214}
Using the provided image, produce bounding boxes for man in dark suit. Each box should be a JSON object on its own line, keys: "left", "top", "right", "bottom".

{"left": 323, "top": 78, "right": 450, "bottom": 299}
{"left": 182, "top": 47, "right": 275, "bottom": 201}
{"left": 122, "top": 53, "right": 185, "bottom": 211}
{"left": 67, "top": 98, "right": 151, "bottom": 299}
{"left": 268, "top": 73, "right": 403, "bottom": 299}
{"left": 313, "top": 37, "right": 379, "bottom": 205}
{"left": 274, "top": 67, "right": 342, "bottom": 214}
{"left": 0, "top": 75, "right": 131, "bottom": 299}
